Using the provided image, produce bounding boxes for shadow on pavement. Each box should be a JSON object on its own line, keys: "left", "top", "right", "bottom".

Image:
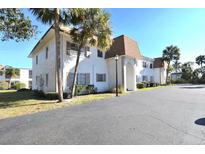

{"left": 195, "top": 118, "right": 205, "bottom": 126}
{"left": 179, "top": 86, "right": 205, "bottom": 89}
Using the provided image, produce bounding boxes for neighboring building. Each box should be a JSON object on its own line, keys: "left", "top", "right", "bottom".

{"left": 28, "top": 26, "right": 167, "bottom": 93}
{"left": 0, "top": 65, "right": 32, "bottom": 89}
{"left": 171, "top": 72, "right": 182, "bottom": 81}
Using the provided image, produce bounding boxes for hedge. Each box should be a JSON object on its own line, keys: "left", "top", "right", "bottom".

{"left": 75, "top": 85, "right": 97, "bottom": 96}
{"left": 15, "top": 82, "right": 26, "bottom": 90}
{"left": 0, "top": 81, "right": 9, "bottom": 90}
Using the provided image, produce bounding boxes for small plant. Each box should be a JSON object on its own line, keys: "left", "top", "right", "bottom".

{"left": 137, "top": 83, "right": 144, "bottom": 89}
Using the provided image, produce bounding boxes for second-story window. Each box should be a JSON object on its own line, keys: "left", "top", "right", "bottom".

{"left": 150, "top": 63, "right": 153, "bottom": 69}
{"left": 46, "top": 47, "right": 48, "bottom": 59}
{"left": 66, "top": 41, "right": 71, "bottom": 55}
{"left": 36, "top": 55, "right": 38, "bottom": 65}
{"left": 29, "top": 70, "right": 32, "bottom": 78}
{"left": 143, "top": 61, "right": 146, "bottom": 68}
{"left": 71, "top": 43, "right": 78, "bottom": 51}
{"left": 97, "top": 50, "right": 103, "bottom": 58}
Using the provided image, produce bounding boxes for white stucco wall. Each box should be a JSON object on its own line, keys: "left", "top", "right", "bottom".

{"left": 62, "top": 34, "right": 109, "bottom": 92}
{"left": 136, "top": 59, "right": 154, "bottom": 82}
{"left": 32, "top": 37, "right": 56, "bottom": 92}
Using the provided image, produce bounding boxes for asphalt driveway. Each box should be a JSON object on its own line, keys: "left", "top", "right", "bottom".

{"left": 1, "top": 84, "right": 205, "bottom": 144}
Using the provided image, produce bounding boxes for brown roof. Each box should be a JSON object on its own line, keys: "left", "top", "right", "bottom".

{"left": 105, "top": 35, "right": 141, "bottom": 60}
{"left": 154, "top": 57, "right": 164, "bottom": 68}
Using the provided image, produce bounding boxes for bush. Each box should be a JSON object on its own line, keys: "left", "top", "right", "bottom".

{"left": 142, "top": 82, "right": 150, "bottom": 88}
{"left": 33, "top": 90, "right": 69, "bottom": 100}
{"left": 149, "top": 82, "right": 156, "bottom": 87}
{"left": 17, "top": 88, "right": 31, "bottom": 92}
{"left": 0, "top": 81, "right": 9, "bottom": 90}
{"left": 44, "top": 92, "right": 68, "bottom": 100}
{"left": 137, "top": 83, "right": 144, "bottom": 89}
{"left": 33, "top": 90, "right": 45, "bottom": 98}
{"left": 15, "top": 82, "right": 26, "bottom": 90}
{"left": 75, "top": 85, "right": 97, "bottom": 96}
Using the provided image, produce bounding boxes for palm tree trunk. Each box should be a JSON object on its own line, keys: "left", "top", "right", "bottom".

{"left": 70, "top": 47, "right": 82, "bottom": 98}
{"left": 54, "top": 8, "right": 63, "bottom": 102}
{"left": 166, "top": 62, "right": 170, "bottom": 84}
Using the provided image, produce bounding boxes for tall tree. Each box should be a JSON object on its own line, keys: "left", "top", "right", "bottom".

{"left": 181, "top": 62, "right": 193, "bottom": 81}
{"left": 5, "top": 67, "right": 20, "bottom": 88}
{"left": 195, "top": 55, "right": 205, "bottom": 68}
{"left": 172, "top": 60, "right": 181, "bottom": 73}
{"left": 162, "top": 45, "right": 180, "bottom": 84}
{"left": 30, "top": 8, "right": 70, "bottom": 102}
{"left": 69, "top": 8, "right": 112, "bottom": 98}
{"left": 0, "top": 9, "right": 37, "bottom": 42}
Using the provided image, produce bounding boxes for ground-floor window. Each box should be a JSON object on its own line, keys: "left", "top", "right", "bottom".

{"left": 150, "top": 76, "right": 154, "bottom": 82}
{"left": 96, "top": 73, "right": 106, "bottom": 82}
{"left": 29, "top": 81, "right": 32, "bottom": 89}
{"left": 67, "top": 73, "right": 90, "bottom": 87}
{"left": 142, "top": 75, "right": 148, "bottom": 82}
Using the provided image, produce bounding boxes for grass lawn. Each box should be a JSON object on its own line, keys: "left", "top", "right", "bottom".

{"left": 0, "top": 90, "right": 116, "bottom": 120}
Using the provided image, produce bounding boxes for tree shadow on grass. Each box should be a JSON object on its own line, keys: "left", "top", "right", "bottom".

{"left": 0, "top": 91, "right": 54, "bottom": 109}
{"left": 195, "top": 118, "right": 205, "bottom": 126}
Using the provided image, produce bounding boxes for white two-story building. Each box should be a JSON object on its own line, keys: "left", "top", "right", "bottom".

{"left": 0, "top": 65, "right": 32, "bottom": 89}
{"left": 28, "top": 26, "right": 167, "bottom": 93}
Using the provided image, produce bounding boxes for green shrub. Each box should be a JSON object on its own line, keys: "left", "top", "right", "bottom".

{"left": 33, "top": 90, "right": 45, "bottom": 98}
{"left": 149, "top": 82, "right": 157, "bottom": 87}
{"left": 44, "top": 92, "right": 68, "bottom": 100}
{"left": 0, "top": 81, "right": 9, "bottom": 90}
{"left": 17, "top": 88, "right": 31, "bottom": 92}
{"left": 142, "top": 82, "right": 150, "bottom": 88}
{"left": 75, "top": 85, "right": 97, "bottom": 96}
{"left": 137, "top": 83, "right": 144, "bottom": 89}
{"left": 15, "top": 82, "right": 26, "bottom": 90}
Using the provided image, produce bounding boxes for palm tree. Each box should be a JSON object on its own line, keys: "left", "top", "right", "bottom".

{"left": 172, "top": 60, "right": 181, "bottom": 73}
{"left": 69, "top": 9, "right": 112, "bottom": 98}
{"left": 30, "top": 8, "right": 70, "bottom": 102}
{"left": 195, "top": 55, "right": 205, "bottom": 68}
{"left": 162, "top": 45, "right": 180, "bottom": 84}
{"left": 5, "top": 67, "right": 20, "bottom": 88}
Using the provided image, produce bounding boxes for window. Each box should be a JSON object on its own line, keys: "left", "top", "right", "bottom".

{"left": 150, "top": 63, "right": 153, "bottom": 69}
{"left": 142, "top": 75, "right": 148, "bottom": 81}
{"left": 45, "top": 47, "right": 48, "bottom": 59}
{"left": 45, "top": 73, "right": 48, "bottom": 87}
{"left": 150, "top": 76, "right": 154, "bottom": 82}
{"left": 71, "top": 43, "right": 79, "bottom": 51}
{"left": 77, "top": 73, "right": 90, "bottom": 85}
{"left": 29, "top": 81, "right": 32, "bottom": 89}
{"left": 97, "top": 50, "right": 103, "bottom": 58}
{"left": 67, "top": 73, "right": 90, "bottom": 87}
{"left": 29, "top": 70, "right": 32, "bottom": 78}
{"left": 143, "top": 61, "right": 146, "bottom": 68}
{"left": 96, "top": 73, "right": 106, "bottom": 82}
{"left": 36, "top": 55, "right": 38, "bottom": 65}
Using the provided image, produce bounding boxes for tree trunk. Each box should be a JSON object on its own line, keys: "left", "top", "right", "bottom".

{"left": 54, "top": 8, "right": 63, "bottom": 102}
{"left": 166, "top": 62, "right": 170, "bottom": 84}
{"left": 70, "top": 47, "right": 82, "bottom": 98}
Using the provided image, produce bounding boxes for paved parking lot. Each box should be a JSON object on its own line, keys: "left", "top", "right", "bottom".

{"left": 1, "top": 84, "right": 205, "bottom": 144}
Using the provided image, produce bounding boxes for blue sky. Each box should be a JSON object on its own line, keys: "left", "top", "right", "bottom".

{"left": 1, "top": 8, "right": 205, "bottom": 68}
